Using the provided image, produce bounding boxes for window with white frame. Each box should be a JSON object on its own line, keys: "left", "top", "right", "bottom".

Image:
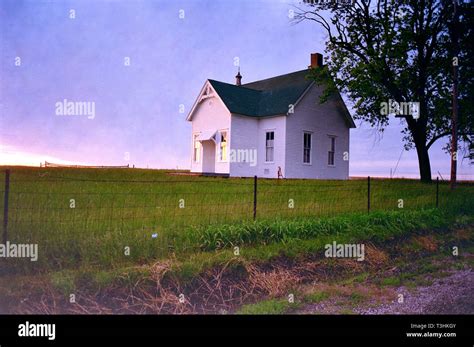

{"left": 328, "top": 136, "right": 336, "bottom": 166}
{"left": 193, "top": 134, "right": 201, "bottom": 163}
{"left": 219, "top": 131, "right": 228, "bottom": 161}
{"left": 303, "top": 132, "right": 312, "bottom": 164}
{"left": 265, "top": 131, "right": 274, "bottom": 162}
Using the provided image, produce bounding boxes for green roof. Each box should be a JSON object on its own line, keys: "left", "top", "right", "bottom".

{"left": 202, "top": 69, "right": 355, "bottom": 128}
{"left": 207, "top": 80, "right": 262, "bottom": 116}
{"left": 208, "top": 69, "right": 313, "bottom": 117}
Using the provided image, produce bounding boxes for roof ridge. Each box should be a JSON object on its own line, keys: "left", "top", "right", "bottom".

{"left": 208, "top": 79, "right": 263, "bottom": 93}
{"left": 206, "top": 71, "right": 319, "bottom": 118}
{"left": 243, "top": 69, "right": 311, "bottom": 88}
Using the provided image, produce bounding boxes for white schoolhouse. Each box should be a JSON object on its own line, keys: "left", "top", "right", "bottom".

{"left": 186, "top": 53, "right": 355, "bottom": 179}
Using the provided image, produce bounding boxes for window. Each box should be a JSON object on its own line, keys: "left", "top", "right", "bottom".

{"left": 303, "top": 132, "right": 312, "bottom": 164}
{"left": 193, "top": 134, "right": 201, "bottom": 163}
{"left": 328, "top": 136, "right": 336, "bottom": 166}
{"left": 265, "top": 131, "right": 274, "bottom": 162}
{"left": 219, "top": 131, "right": 228, "bottom": 161}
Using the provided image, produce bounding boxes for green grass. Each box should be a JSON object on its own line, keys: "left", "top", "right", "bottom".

{"left": 348, "top": 292, "right": 367, "bottom": 304}
{"left": 189, "top": 208, "right": 453, "bottom": 251}
{"left": 43, "top": 207, "right": 474, "bottom": 293}
{"left": 1, "top": 166, "right": 473, "bottom": 274}
{"left": 381, "top": 277, "right": 402, "bottom": 286}
{"left": 50, "top": 271, "right": 76, "bottom": 295}
{"left": 342, "top": 272, "right": 370, "bottom": 285}
{"left": 237, "top": 298, "right": 301, "bottom": 314}
{"left": 304, "top": 291, "right": 330, "bottom": 303}
{"left": 379, "top": 260, "right": 448, "bottom": 288}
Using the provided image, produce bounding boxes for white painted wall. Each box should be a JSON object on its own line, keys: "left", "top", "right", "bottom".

{"left": 190, "top": 86, "right": 231, "bottom": 174}
{"left": 229, "top": 114, "right": 258, "bottom": 177}
{"left": 189, "top": 82, "right": 350, "bottom": 179}
{"left": 229, "top": 115, "right": 286, "bottom": 178}
{"left": 285, "top": 84, "right": 350, "bottom": 179}
{"left": 257, "top": 116, "right": 286, "bottom": 179}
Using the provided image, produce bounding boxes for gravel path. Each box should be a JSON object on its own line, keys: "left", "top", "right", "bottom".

{"left": 355, "top": 269, "right": 474, "bottom": 315}
{"left": 300, "top": 269, "right": 474, "bottom": 315}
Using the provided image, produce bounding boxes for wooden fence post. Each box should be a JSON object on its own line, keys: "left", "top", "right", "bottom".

{"left": 253, "top": 175, "right": 257, "bottom": 220}
{"left": 436, "top": 177, "right": 439, "bottom": 208}
{"left": 3, "top": 169, "right": 10, "bottom": 243}
{"left": 367, "top": 176, "right": 371, "bottom": 214}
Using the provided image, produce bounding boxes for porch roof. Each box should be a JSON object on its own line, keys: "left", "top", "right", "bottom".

{"left": 196, "top": 130, "right": 218, "bottom": 142}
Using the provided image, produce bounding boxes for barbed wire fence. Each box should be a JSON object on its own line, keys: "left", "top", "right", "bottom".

{"left": 0, "top": 169, "right": 472, "bottom": 272}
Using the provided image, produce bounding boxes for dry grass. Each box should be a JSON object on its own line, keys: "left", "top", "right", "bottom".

{"left": 453, "top": 228, "right": 473, "bottom": 240}
{"left": 365, "top": 243, "right": 389, "bottom": 266}
{"left": 2, "top": 226, "right": 472, "bottom": 315}
{"left": 246, "top": 263, "right": 302, "bottom": 297}
{"left": 413, "top": 235, "right": 438, "bottom": 252}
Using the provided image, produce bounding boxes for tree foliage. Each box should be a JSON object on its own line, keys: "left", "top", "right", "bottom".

{"left": 296, "top": 0, "right": 473, "bottom": 181}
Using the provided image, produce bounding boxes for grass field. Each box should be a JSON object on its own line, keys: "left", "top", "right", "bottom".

{"left": 1, "top": 166, "right": 473, "bottom": 274}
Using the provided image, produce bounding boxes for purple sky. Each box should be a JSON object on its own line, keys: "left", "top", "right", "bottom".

{"left": 0, "top": 0, "right": 472, "bottom": 179}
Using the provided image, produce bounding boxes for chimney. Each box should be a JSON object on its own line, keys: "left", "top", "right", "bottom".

{"left": 309, "top": 53, "right": 323, "bottom": 69}
{"left": 235, "top": 68, "right": 242, "bottom": 86}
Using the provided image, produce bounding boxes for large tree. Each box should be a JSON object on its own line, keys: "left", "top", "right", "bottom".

{"left": 296, "top": 0, "right": 473, "bottom": 182}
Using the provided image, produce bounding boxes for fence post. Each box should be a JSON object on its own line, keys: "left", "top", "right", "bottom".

{"left": 367, "top": 176, "right": 371, "bottom": 214}
{"left": 253, "top": 175, "right": 257, "bottom": 220}
{"left": 436, "top": 177, "right": 439, "bottom": 208}
{"left": 3, "top": 169, "right": 10, "bottom": 244}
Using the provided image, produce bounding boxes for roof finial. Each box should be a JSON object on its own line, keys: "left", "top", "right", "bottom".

{"left": 235, "top": 66, "right": 242, "bottom": 86}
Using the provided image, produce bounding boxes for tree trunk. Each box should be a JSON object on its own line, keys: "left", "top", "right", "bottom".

{"left": 450, "top": 0, "right": 459, "bottom": 190}
{"left": 415, "top": 139, "right": 432, "bottom": 182}
{"left": 408, "top": 103, "right": 432, "bottom": 182}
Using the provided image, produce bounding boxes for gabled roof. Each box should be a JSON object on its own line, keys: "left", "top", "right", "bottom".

{"left": 188, "top": 69, "right": 356, "bottom": 128}
{"left": 208, "top": 69, "right": 313, "bottom": 118}
{"left": 206, "top": 80, "right": 261, "bottom": 117}
{"left": 243, "top": 69, "right": 312, "bottom": 91}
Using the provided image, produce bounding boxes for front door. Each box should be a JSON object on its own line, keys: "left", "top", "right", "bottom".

{"left": 201, "top": 140, "right": 216, "bottom": 173}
